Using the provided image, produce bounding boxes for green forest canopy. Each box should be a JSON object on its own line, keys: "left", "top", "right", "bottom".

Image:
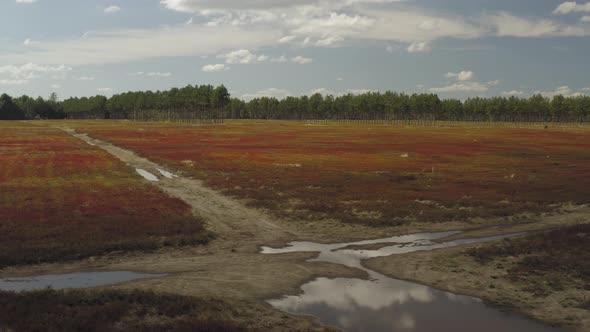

{"left": 1, "top": 84, "right": 589, "bottom": 122}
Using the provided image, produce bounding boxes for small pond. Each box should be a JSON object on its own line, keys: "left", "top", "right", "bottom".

{"left": 262, "top": 231, "right": 563, "bottom": 332}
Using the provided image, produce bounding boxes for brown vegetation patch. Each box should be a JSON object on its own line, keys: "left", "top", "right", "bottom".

{"left": 467, "top": 224, "right": 590, "bottom": 297}
{"left": 0, "top": 289, "right": 334, "bottom": 332}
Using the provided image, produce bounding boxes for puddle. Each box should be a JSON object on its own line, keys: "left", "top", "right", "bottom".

{"left": 157, "top": 168, "right": 178, "bottom": 179}
{"left": 135, "top": 169, "right": 159, "bottom": 181}
{"left": 262, "top": 231, "right": 562, "bottom": 332}
{"left": 0, "top": 271, "right": 165, "bottom": 292}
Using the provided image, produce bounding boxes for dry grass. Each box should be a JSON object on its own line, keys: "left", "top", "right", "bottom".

{"left": 468, "top": 224, "right": 590, "bottom": 297}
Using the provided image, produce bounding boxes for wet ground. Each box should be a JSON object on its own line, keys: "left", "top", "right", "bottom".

{"left": 0, "top": 271, "right": 165, "bottom": 292}
{"left": 0, "top": 231, "right": 563, "bottom": 331}
{"left": 135, "top": 168, "right": 159, "bottom": 181}
{"left": 262, "top": 231, "right": 563, "bottom": 332}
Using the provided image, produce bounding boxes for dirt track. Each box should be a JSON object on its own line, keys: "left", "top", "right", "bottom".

{"left": 26, "top": 128, "right": 364, "bottom": 299}
{"left": 62, "top": 128, "right": 294, "bottom": 249}
{"left": 0, "top": 126, "right": 373, "bottom": 330}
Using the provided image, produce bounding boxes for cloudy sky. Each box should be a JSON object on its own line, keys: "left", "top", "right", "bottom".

{"left": 1, "top": 0, "right": 589, "bottom": 100}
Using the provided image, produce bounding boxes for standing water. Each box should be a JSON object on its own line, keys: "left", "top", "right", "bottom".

{"left": 261, "top": 231, "right": 563, "bottom": 332}
{"left": 0, "top": 271, "right": 165, "bottom": 292}
{"left": 135, "top": 169, "right": 159, "bottom": 182}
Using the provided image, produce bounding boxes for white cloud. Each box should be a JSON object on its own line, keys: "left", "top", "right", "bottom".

{"left": 430, "top": 80, "right": 498, "bottom": 93}
{"left": 582, "top": 15, "right": 590, "bottom": 22}
{"left": 347, "top": 88, "right": 373, "bottom": 95}
{"left": 418, "top": 20, "right": 438, "bottom": 31}
{"left": 219, "top": 49, "right": 267, "bottom": 64}
{"left": 0, "top": 63, "right": 72, "bottom": 84}
{"left": 160, "top": 0, "right": 590, "bottom": 49}
{"left": 77, "top": 76, "right": 95, "bottom": 81}
{"left": 385, "top": 44, "right": 402, "bottom": 53}
{"left": 487, "top": 12, "right": 588, "bottom": 37}
{"left": 293, "top": 12, "right": 375, "bottom": 39}
{"left": 202, "top": 63, "right": 226, "bottom": 72}
{"left": 535, "top": 85, "right": 586, "bottom": 97}
{"left": 0, "top": 25, "right": 280, "bottom": 66}
{"left": 291, "top": 55, "right": 313, "bottom": 64}
{"left": 310, "top": 87, "right": 374, "bottom": 96}
{"left": 582, "top": 87, "right": 590, "bottom": 91}
{"left": 161, "top": 0, "right": 334, "bottom": 12}
{"left": 241, "top": 88, "right": 291, "bottom": 100}
{"left": 23, "top": 38, "right": 40, "bottom": 46}
{"left": 3, "top": 0, "right": 589, "bottom": 72}
{"left": 430, "top": 82, "right": 489, "bottom": 93}
{"left": 502, "top": 90, "right": 525, "bottom": 96}
{"left": 97, "top": 87, "right": 113, "bottom": 92}
{"left": 553, "top": 2, "right": 590, "bottom": 14}
{"left": 407, "top": 41, "right": 430, "bottom": 53}
{"left": 104, "top": 6, "right": 121, "bottom": 13}
{"left": 50, "top": 84, "right": 61, "bottom": 89}
{"left": 270, "top": 274, "right": 434, "bottom": 313}
{"left": 316, "top": 35, "right": 344, "bottom": 46}
{"left": 16, "top": 0, "right": 36, "bottom": 3}
{"left": 445, "top": 71, "right": 474, "bottom": 81}
{"left": 146, "top": 72, "right": 172, "bottom": 77}
{"left": 6, "top": 2, "right": 570, "bottom": 70}
{"left": 270, "top": 56, "right": 288, "bottom": 63}
{"left": 278, "top": 35, "right": 296, "bottom": 43}
{"left": 0, "top": 79, "right": 27, "bottom": 85}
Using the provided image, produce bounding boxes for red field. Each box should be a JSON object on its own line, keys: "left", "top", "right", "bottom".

{"left": 68, "top": 120, "right": 590, "bottom": 227}
{"left": 0, "top": 122, "right": 208, "bottom": 267}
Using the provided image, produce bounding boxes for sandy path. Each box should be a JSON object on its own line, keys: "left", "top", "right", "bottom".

{"left": 61, "top": 128, "right": 290, "bottom": 248}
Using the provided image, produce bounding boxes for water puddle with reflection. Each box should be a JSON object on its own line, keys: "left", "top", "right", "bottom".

{"left": 135, "top": 169, "right": 159, "bottom": 182}
{"left": 262, "top": 231, "right": 562, "bottom": 332}
{"left": 157, "top": 168, "right": 178, "bottom": 179}
{"left": 0, "top": 271, "right": 165, "bottom": 292}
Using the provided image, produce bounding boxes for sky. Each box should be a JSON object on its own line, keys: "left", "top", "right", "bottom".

{"left": 0, "top": 0, "right": 589, "bottom": 100}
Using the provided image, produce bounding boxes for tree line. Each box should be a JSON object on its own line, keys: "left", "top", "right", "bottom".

{"left": 0, "top": 93, "right": 65, "bottom": 120}
{"left": 228, "top": 92, "right": 590, "bottom": 122}
{"left": 2, "top": 85, "right": 590, "bottom": 122}
{"left": 64, "top": 85, "right": 231, "bottom": 121}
